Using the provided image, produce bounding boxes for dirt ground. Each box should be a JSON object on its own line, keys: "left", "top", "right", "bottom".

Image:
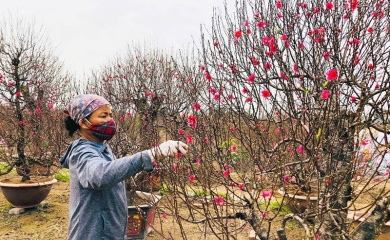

{"left": 1, "top": 175, "right": 390, "bottom": 240}
{"left": 0, "top": 178, "right": 253, "bottom": 240}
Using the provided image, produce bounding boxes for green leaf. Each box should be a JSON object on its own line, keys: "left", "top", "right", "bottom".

{"left": 323, "top": 81, "right": 329, "bottom": 88}
{"left": 316, "top": 128, "right": 322, "bottom": 139}
{"left": 300, "top": 87, "right": 309, "bottom": 93}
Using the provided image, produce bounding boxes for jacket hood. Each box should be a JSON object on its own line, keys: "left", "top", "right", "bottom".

{"left": 59, "top": 139, "right": 82, "bottom": 168}
{"left": 59, "top": 139, "right": 109, "bottom": 168}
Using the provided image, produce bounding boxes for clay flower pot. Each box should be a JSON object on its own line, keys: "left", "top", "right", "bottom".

{"left": 0, "top": 177, "right": 57, "bottom": 208}
{"left": 278, "top": 187, "right": 318, "bottom": 214}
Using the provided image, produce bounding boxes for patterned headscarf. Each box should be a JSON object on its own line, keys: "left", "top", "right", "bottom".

{"left": 64, "top": 94, "right": 110, "bottom": 124}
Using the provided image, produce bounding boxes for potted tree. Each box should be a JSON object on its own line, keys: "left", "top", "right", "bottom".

{"left": 0, "top": 17, "right": 71, "bottom": 209}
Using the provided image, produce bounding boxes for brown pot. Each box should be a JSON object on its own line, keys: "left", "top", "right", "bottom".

{"left": 0, "top": 177, "right": 57, "bottom": 208}
{"left": 278, "top": 187, "right": 318, "bottom": 214}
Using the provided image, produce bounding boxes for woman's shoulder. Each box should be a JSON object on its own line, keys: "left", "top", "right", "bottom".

{"left": 72, "top": 139, "right": 107, "bottom": 152}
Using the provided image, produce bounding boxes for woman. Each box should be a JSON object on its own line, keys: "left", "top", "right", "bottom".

{"left": 60, "top": 94, "right": 188, "bottom": 240}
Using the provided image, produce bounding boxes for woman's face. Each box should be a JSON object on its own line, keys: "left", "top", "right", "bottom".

{"left": 87, "top": 105, "right": 113, "bottom": 124}
{"left": 79, "top": 105, "right": 113, "bottom": 142}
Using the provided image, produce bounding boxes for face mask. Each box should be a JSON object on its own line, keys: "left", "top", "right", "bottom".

{"left": 85, "top": 119, "right": 116, "bottom": 141}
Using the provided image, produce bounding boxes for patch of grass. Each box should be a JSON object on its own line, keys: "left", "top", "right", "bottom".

{"left": 0, "top": 162, "right": 13, "bottom": 174}
{"left": 187, "top": 189, "right": 211, "bottom": 197}
{"left": 159, "top": 183, "right": 170, "bottom": 195}
{"left": 0, "top": 201, "right": 12, "bottom": 212}
{"left": 54, "top": 169, "right": 70, "bottom": 182}
{"left": 261, "top": 199, "right": 292, "bottom": 216}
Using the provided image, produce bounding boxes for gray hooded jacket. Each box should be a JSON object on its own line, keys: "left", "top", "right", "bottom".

{"left": 60, "top": 139, "right": 153, "bottom": 240}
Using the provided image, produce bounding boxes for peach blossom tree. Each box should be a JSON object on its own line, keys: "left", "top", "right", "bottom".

{"left": 0, "top": 18, "right": 73, "bottom": 181}
{"left": 150, "top": 0, "right": 390, "bottom": 239}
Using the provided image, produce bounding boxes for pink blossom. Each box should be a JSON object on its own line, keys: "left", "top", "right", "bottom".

{"left": 239, "top": 183, "right": 244, "bottom": 190}
{"left": 178, "top": 128, "right": 184, "bottom": 135}
{"left": 351, "top": 96, "right": 357, "bottom": 102}
{"left": 298, "top": 42, "right": 305, "bottom": 50}
{"left": 325, "top": 2, "right": 333, "bottom": 10}
{"left": 353, "top": 38, "right": 360, "bottom": 45}
{"left": 15, "top": 92, "right": 21, "bottom": 97}
{"left": 245, "top": 97, "right": 252, "bottom": 102}
{"left": 257, "top": 21, "right": 267, "bottom": 29}
{"left": 196, "top": 158, "right": 201, "bottom": 164}
{"left": 354, "top": 55, "right": 359, "bottom": 65}
{"left": 0, "top": 139, "right": 4, "bottom": 144}
{"left": 248, "top": 74, "right": 256, "bottom": 83}
{"left": 261, "top": 89, "right": 271, "bottom": 98}
{"left": 277, "top": 13, "right": 283, "bottom": 18}
{"left": 224, "top": 163, "right": 229, "bottom": 169}
{"left": 231, "top": 145, "right": 237, "bottom": 152}
{"left": 174, "top": 164, "right": 178, "bottom": 171}
{"left": 210, "top": 87, "right": 217, "bottom": 95}
{"left": 367, "top": 27, "right": 373, "bottom": 33}
{"left": 349, "top": 0, "right": 357, "bottom": 10}
{"left": 119, "top": 117, "right": 124, "bottom": 122}
{"left": 230, "top": 127, "right": 234, "bottom": 132}
{"left": 214, "top": 93, "right": 220, "bottom": 101}
{"left": 223, "top": 169, "right": 230, "bottom": 177}
{"left": 264, "top": 62, "right": 272, "bottom": 71}
{"left": 213, "top": 41, "right": 218, "bottom": 46}
{"left": 276, "top": 0, "right": 282, "bottom": 9}
{"left": 186, "top": 135, "right": 193, "bottom": 145}
{"left": 262, "top": 190, "right": 272, "bottom": 197}
{"left": 162, "top": 213, "right": 167, "bottom": 219}
{"left": 189, "top": 175, "right": 195, "bottom": 182}
{"left": 235, "top": 30, "right": 242, "bottom": 38}
{"left": 322, "top": 90, "right": 330, "bottom": 100}
{"left": 228, "top": 94, "right": 234, "bottom": 100}
{"left": 244, "top": 20, "right": 249, "bottom": 27}
{"left": 297, "top": 145, "right": 304, "bottom": 153}
{"left": 193, "top": 102, "right": 201, "bottom": 111}
{"left": 251, "top": 57, "right": 259, "bottom": 66}
{"left": 281, "top": 34, "right": 287, "bottom": 41}
{"left": 188, "top": 115, "right": 197, "bottom": 130}
{"left": 262, "top": 37, "right": 269, "bottom": 45}
{"left": 205, "top": 72, "right": 212, "bottom": 81}
{"left": 280, "top": 72, "right": 288, "bottom": 80}
{"left": 327, "top": 69, "right": 338, "bottom": 81}
{"left": 323, "top": 51, "right": 331, "bottom": 60}
{"left": 214, "top": 196, "right": 225, "bottom": 205}
{"left": 293, "top": 63, "right": 298, "bottom": 73}
{"left": 283, "top": 175, "right": 289, "bottom": 184}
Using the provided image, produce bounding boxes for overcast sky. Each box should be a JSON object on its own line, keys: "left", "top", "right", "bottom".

{"left": 2, "top": 0, "right": 227, "bottom": 78}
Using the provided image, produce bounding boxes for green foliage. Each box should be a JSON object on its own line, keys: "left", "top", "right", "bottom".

{"left": 187, "top": 189, "right": 211, "bottom": 197}
{"left": 0, "top": 163, "right": 12, "bottom": 174}
{"left": 261, "top": 199, "right": 292, "bottom": 216}
{"left": 55, "top": 169, "right": 70, "bottom": 182}
{"left": 159, "top": 183, "right": 170, "bottom": 195}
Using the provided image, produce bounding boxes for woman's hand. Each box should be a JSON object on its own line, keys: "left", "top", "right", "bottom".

{"left": 148, "top": 140, "right": 189, "bottom": 161}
